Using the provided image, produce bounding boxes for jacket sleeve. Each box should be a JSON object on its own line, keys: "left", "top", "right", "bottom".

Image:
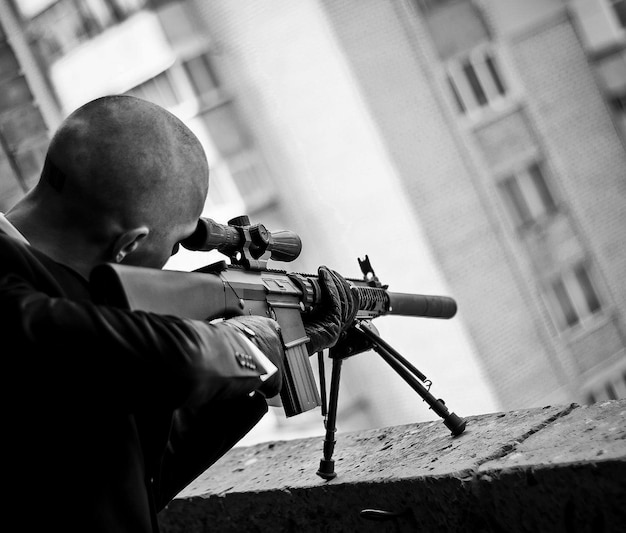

{"left": 0, "top": 269, "right": 279, "bottom": 411}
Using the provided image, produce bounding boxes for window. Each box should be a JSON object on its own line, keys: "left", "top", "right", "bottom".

{"left": 610, "top": 92, "right": 626, "bottom": 135}
{"left": 595, "top": 50, "right": 626, "bottom": 135}
{"left": 546, "top": 262, "right": 602, "bottom": 330}
{"left": 183, "top": 54, "right": 220, "bottom": 96}
{"left": 126, "top": 52, "right": 220, "bottom": 109}
{"left": 446, "top": 47, "right": 507, "bottom": 116}
{"left": 499, "top": 162, "right": 557, "bottom": 228}
{"left": 228, "top": 154, "right": 275, "bottom": 209}
{"left": 586, "top": 370, "right": 626, "bottom": 403}
{"left": 611, "top": 0, "right": 626, "bottom": 28}
{"left": 126, "top": 71, "right": 182, "bottom": 109}
{"left": 610, "top": 93, "right": 626, "bottom": 113}
{"left": 24, "top": 0, "right": 148, "bottom": 63}
{"left": 413, "top": 0, "right": 440, "bottom": 13}
{"left": 198, "top": 101, "right": 249, "bottom": 157}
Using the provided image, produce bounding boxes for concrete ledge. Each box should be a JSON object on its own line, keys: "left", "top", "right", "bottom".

{"left": 158, "top": 400, "right": 626, "bottom": 532}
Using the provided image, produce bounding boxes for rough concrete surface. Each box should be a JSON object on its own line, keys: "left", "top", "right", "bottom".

{"left": 158, "top": 400, "right": 626, "bottom": 532}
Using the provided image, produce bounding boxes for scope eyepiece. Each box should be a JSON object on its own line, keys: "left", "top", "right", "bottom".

{"left": 180, "top": 217, "right": 239, "bottom": 253}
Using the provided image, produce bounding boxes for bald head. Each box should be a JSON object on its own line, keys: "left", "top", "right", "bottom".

{"left": 8, "top": 95, "right": 210, "bottom": 275}
{"left": 43, "top": 95, "right": 208, "bottom": 228}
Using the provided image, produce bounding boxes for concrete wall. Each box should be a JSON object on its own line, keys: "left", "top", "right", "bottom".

{"left": 158, "top": 399, "right": 626, "bottom": 532}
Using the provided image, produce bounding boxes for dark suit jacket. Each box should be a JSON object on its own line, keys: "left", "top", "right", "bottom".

{"left": 0, "top": 231, "right": 269, "bottom": 532}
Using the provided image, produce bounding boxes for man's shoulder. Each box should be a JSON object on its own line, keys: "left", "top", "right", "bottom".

{"left": 0, "top": 231, "right": 55, "bottom": 276}
{"left": 0, "top": 231, "right": 39, "bottom": 275}
{"left": 0, "top": 231, "right": 89, "bottom": 297}
{"left": 0, "top": 230, "right": 31, "bottom": 257}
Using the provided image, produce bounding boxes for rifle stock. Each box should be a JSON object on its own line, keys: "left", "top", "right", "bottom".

{"left": 91, "top": 260, "right": 456, "bottom": 416}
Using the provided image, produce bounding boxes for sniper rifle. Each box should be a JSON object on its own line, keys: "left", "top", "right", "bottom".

{"left": 90, "top": 215, "right": 466, "bottom": 478}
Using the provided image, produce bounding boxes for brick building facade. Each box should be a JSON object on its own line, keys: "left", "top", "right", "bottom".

{"left": 189, "top": 0, "right": 626, "bottom": 410}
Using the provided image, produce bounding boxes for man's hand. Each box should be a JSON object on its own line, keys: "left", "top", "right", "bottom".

{"left": 302, "top": 266, "right": 359, "bottom": 355}
{"left": 227, "top": 315, "right": 285, "bottom": 398}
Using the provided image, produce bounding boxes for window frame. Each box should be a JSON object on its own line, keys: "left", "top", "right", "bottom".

{"left": 610, "top": 0, "right": 626, "bottom": 28}
{"left": 498, "top": 160, "right": 559, "bottom": 230}
{"left": 24, "top": 0, "right": 148, "bottom": 62}
{"left": 544, "top": 261, "right": 603, "bottom": 332}
{"left": 445, "top": 44, "right": 509, "bottom": 119}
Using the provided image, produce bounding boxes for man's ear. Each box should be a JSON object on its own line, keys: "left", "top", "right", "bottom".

{"left": 112, "top": 227, "right": 149, "bottom": 263}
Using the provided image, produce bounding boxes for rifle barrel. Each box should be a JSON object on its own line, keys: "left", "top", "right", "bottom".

{"left": 354, "top": 285, "right": 456, "bottom": 319}
{"left": 290, "top": 273, "right": 457, "bottom": 320}
{"left": 387, "top": 291, "right": 457, "bottom": 319}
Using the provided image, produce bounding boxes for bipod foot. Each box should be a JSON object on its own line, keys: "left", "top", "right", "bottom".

{"left": 316, "top": 459, "right": 337, "bottom": 480}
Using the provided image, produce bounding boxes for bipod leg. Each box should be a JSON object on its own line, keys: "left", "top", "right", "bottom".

{"left": 316, "top": 354, "right": 343, "bottom": 480}
{"left": 355, "top": 322, "right": 466, "bottom": 436}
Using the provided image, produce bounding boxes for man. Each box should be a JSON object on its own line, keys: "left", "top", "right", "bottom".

{"left": 0, "top": 95, "right": 357, "bottom": 532}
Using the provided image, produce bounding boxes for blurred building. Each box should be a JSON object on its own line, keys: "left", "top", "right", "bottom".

{"left": 1, "top": 0, "right": 625, "bottom": 444}
{"left": 0, "top": 1, "right": 53, "bottom": 211}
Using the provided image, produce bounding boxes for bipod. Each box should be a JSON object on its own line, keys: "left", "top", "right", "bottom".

{"left": 315, "top": 320, "right": 467, "bottom": 480}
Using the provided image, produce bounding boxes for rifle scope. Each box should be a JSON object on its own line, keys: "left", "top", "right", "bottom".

{"left": 181, "top": 216, "right": 302, "bottom": 264}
